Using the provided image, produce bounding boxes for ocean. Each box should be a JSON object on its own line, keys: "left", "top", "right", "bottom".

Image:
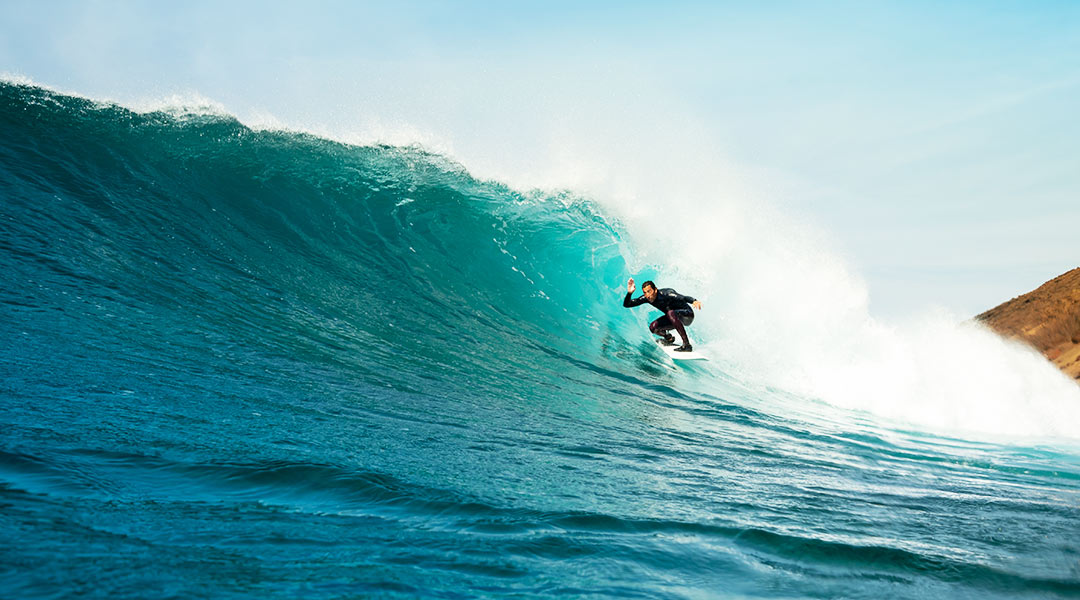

{"left": 2, "top": 80, "right": 1079, "bottom": 599}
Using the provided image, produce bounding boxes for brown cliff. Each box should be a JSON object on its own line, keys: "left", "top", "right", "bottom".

{"left": 976, "top": 268, "right": 1080, "bottom": 381}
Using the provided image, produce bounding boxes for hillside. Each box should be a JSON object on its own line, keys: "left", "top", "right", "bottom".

{"left": 976, "top": 268, "right": 1080, "bottom": 382}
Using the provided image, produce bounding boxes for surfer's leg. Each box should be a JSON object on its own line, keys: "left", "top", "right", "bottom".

{"left": 665, "top": 310, "right": 691, "bottom": 347}
{"left": 649, "top": 316, "right": 677, "bottom": 344}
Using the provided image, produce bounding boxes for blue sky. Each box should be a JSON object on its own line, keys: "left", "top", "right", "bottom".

{"left": 2, "top": 0, "right": 1078, "bottom": 317}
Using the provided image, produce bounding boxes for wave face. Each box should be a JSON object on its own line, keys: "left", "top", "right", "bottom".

{"left": 2, "top": 81, "right": 1080, "bottom": 599}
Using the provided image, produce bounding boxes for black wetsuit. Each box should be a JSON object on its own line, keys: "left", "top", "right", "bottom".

{"left": 623, "top": 288, "right": 696, "bottom": 345}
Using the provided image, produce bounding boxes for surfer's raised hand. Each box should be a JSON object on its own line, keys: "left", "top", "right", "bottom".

{"left": 627, "top": 277, "right": 635, "bottom": 293}
{"left": 692, "top": 300, "right": 702, "bottom": 310}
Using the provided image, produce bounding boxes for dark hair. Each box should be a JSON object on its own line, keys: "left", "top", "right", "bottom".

{"left": 642, "top": 280, "right": 657, "bottom": 291}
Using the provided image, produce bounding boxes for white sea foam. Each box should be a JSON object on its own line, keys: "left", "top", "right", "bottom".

{"left": 126, "top": 92, "right": 231, "bottom": 118}
{"left": 0, "top": 74, "right": 235, "bottom": 121}
{"left": 584, "top": 144, "right": 1080, "bottom": 441}
{"left": 0, "top": 72, "right": 36, "bottom": 86}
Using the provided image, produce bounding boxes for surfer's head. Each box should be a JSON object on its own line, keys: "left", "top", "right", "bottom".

{"left": 642, "top": 281, "right": 658, "bottom": 302}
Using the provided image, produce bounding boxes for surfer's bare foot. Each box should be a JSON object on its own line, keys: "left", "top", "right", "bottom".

{"left": 674, "top": 344, "right": 693, "bottom": 352}
{"left": 659, "top": 334, "right": 676, "bottom": 346}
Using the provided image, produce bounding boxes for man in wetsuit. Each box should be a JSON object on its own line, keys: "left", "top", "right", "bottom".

{"left": 623, "top": 278, "right": 703, "bottom": 352}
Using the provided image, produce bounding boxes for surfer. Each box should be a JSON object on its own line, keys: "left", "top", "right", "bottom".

{"left": 623, "top": 278, "right": 702, "bottom": 352}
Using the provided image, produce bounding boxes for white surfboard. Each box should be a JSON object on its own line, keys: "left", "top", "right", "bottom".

{"left": 656, "top": 339, "right": 709, "bottom": 361}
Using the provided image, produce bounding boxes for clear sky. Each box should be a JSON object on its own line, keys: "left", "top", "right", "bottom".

{"left": 2, "top": 0, "right": 1078, "bottom": 318}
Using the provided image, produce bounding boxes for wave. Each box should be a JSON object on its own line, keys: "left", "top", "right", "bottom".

{"left": 1, "top": 79, "right": 1078, "bottom": 442}
{"left": 0, "top": 80, "right": 639, "bottom": 390}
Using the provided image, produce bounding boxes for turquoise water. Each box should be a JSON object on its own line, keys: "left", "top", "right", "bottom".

{"left": 2, "top": 81, "right": 1079, "bottom": 599}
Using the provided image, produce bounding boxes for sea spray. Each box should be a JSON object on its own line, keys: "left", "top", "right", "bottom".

{"left": 556, "top": 117, "right": 1080, "bottom": 440}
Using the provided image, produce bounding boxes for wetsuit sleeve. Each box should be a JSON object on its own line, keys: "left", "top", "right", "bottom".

{"left": 623, "top": 292, "right": 648, "bottom": 307}
{"left": 661, "top": 289, "right": 697, "bottom": 307}
{"left": 664, "top": 289, "right": 696, "bottom": 304}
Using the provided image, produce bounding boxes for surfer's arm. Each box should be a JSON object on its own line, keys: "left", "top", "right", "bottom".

{"left": 673, "top": 291, "right": 702, "bottom": 310}
{"left": 623, "top": 292, "right": 647, "bottom": 308}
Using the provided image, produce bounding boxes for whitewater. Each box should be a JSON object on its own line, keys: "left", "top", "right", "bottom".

{"left": 1, "top": 80, "right": 1079, "bottom": 599}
